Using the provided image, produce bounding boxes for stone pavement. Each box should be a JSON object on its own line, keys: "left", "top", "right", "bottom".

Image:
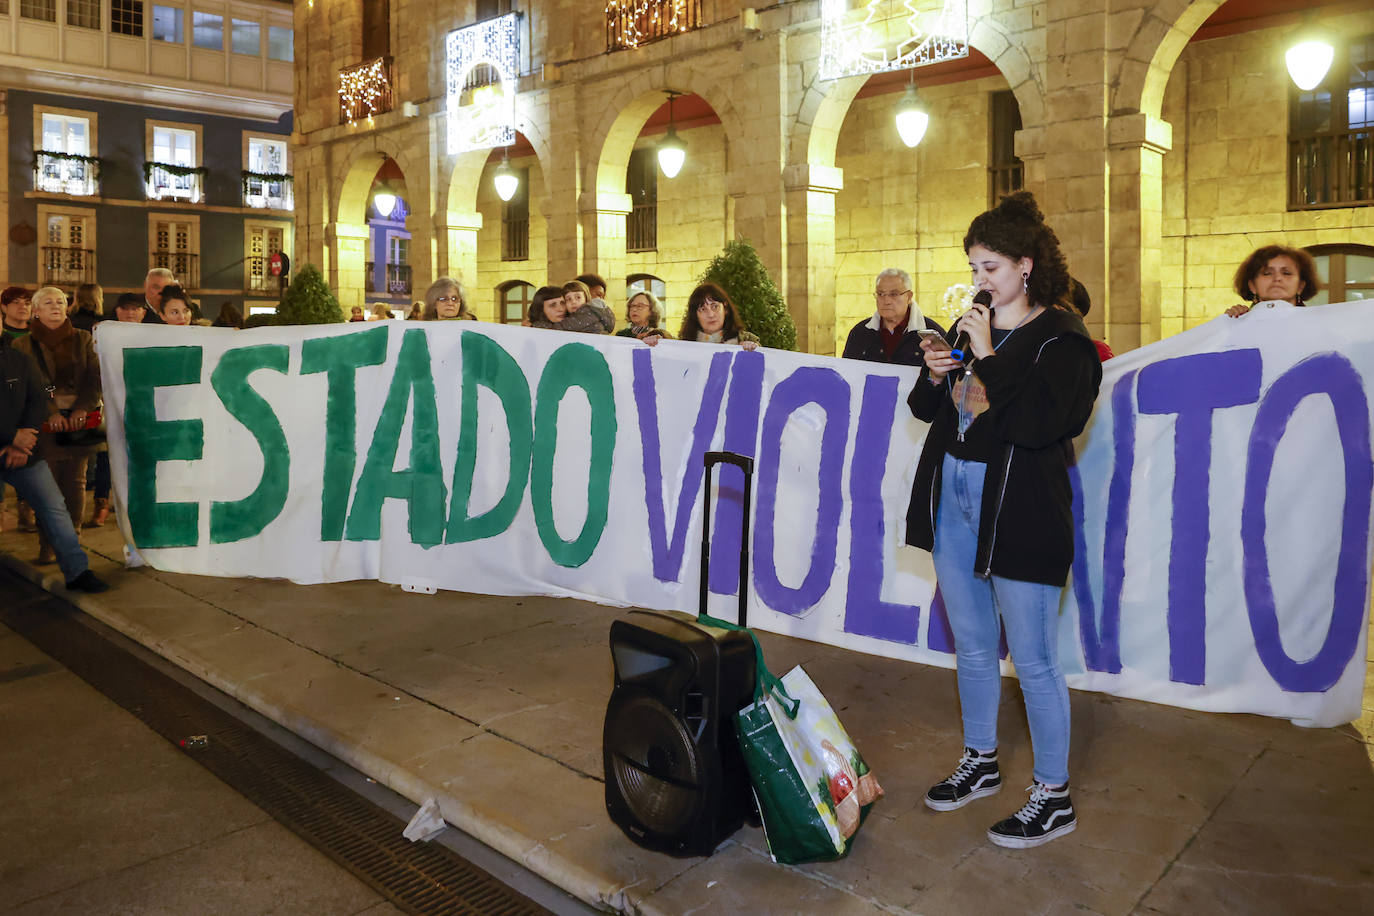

{"left": 2, "top": 517, "right": 1373, "bottom": 915}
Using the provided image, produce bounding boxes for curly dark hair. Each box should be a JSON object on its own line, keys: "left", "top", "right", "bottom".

{"left": 963, "top": 191, "right": 1071, "bottom": 310}
{"left": 678, "top": 282, "right": 748, "bottom": 341}
{"left": 1231, "top": 245, "right": 1320, "bottom": 304}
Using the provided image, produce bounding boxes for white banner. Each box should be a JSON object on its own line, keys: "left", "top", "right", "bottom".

{"left": 95, "top": 301, "right": 1373, "bottom": 726}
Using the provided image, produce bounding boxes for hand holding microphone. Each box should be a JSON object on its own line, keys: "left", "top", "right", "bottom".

{"left": 949, "top": 290, "right": 994, "bottom": 364}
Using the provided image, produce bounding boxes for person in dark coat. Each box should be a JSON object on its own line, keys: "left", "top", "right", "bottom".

{"left": 841, "top": 268, "right": 944, "bottom": 365}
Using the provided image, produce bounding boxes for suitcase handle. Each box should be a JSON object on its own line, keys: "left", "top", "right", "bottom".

{"left": 700, "top": 451, "right": 753, "bottom": 629}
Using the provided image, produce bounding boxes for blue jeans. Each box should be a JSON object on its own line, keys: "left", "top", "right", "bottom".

{"left": 1, "top": 459, "right": 89, "bottom": 582}
{"left": 932, "top": 454, "right": 1071, "bottom": 787}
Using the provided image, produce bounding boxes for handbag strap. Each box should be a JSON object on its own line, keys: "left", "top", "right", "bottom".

{"left": 27, "top": 339, "right": 55, "bottom": 397}
{"left": 698, "top": 613, "right": 800, "bottom": 718}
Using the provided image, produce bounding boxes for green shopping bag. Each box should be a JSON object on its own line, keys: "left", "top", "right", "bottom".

{"left": 704, "top": 616, "right": 884, "bottom": 864}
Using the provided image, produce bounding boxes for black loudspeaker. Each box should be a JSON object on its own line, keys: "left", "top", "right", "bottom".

{"left": 603, "top": 610, "right": 756, "bottom": 856}
{"left": 604, "top": 451, "right": 758, "bottom": 856}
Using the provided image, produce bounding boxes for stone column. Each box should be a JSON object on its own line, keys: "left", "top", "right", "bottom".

{"left": 325, "top": 221, "right": 370, "bottom": 310}
{"left": 437, "top": 209, "right": 482, "bottom": 308}
{"left": 578, "top": 189, "right": 631, "bottom": 293}
{"left": 1107, "top": 113, "right": 1172, "bottom": 350}
{"left": 782, "top": 163, "right": 843, "bottom": 355}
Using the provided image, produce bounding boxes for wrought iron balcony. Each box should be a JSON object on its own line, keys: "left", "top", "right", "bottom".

{"left": 606, "top": 0, "right": 701, "bottom": 52}
{"left": 627, "top": 203, "right": 657, "bottom": 252}
{"left": 40, "top": 246, "right": 97, "bottom": 286}
{"left": 150, "top": 250, "right": 200, "bottom": 289}
{"left": 339, "top": 57, "right": 394, "bottom": 123}
{"left": 34, "top": 151, "right": 99, "bottom": 196}
{"left": 387, "top": 264, "right": 412, "bottom": 295}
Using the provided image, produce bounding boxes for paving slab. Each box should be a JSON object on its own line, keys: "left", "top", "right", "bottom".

{"left": 2, "top": 517, "right": 1373, "bottom": 915}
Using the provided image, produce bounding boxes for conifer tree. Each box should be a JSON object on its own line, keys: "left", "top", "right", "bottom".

{"left": 276, "top": 264, "right": 344, "bottom": 325}
{"left": 700, "top": 239, "right": 797, "bottom": 350}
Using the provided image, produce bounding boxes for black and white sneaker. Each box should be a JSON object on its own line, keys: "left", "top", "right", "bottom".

{"left": 987, "top": 782, "right": 1076, "bottom": 848}
{"left": 925, "top": 747, "right": 1001, "bottom": 811}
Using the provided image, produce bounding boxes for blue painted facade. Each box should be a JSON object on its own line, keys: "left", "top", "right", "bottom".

{"left": 6, "top": 89, "right": 292, "bottom": 321}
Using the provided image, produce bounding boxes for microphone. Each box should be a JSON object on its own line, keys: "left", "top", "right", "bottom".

{"left": 949, "top": 290, "right": 994, "bottom": 363}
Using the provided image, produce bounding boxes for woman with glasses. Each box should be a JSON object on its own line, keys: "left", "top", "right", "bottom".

{"left": 667, "top": 283, "right": 759, "bottom": 349}
{"left": 422, "top": 278, "right": 477, "bottom": 320}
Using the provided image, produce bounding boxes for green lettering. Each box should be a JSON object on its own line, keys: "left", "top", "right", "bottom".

{"left": 124, "top": 347, "right": 204, "bottom": 548}
{"left": 447, "top": 332, "right": 533, "bottom": 542}
{"left": 208, "top": 345, "right": 291, "bottom": 544}
{"left": 345, "top": 328, "right": 446, "bottom": 545}
{"left": 530, "top": 343, "right": 616, "bottom": 567}
{"left": 300, "top": 327, "right": 388, "bottom": 540}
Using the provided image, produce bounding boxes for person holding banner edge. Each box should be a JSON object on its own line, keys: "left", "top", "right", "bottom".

{"left": 906, "top": 191, "right": 1102, "bottom": 848}
{"left": 1223, "top": 244, "right": 1320, "bottom": 318}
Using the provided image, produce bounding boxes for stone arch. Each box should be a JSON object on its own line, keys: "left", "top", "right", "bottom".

{"left": 1114, "top": 0, "right": 1226, "bottom": 118}
{"left": 333, "top": 136, "right": 426, "bottom": 228}
{"left": 438, "top": 92, "right": 552, "bottom": 220}
{"left": 791, "top": 15, "right": 1047, "bottom": 171}
{"left": 585, "top": 69, "right": 745, "bottom": 202}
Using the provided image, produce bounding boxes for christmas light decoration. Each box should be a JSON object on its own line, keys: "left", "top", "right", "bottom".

{"left": 446, "top": 13, "right": 520, "bottom": 155}
{"left": 820, "top": 0, "right": 968, "bottom": 81}
{"left": 339, "top": 58, "right": 393, "bottom": 123}
{"left": 606, "top": 0, "right": 699, "bottom": 52}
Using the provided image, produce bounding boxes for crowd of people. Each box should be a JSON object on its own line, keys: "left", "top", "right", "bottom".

{"left": 0, "top": 202, "right": 1327, "bottom": 851}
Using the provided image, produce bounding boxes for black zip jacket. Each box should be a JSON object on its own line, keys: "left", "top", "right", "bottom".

{"left": 0, "top": 340, "right": 50, "bottom": 460}
{"left": 904, "top": 306, "right": 1102, "bottom": 586}
{"left": 842, "top": 312, "right": 946, "bottom": 366}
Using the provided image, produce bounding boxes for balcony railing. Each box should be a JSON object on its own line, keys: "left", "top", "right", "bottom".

{"left": 502, "top": 216, "right": 529, "bottom": 261}
{"left": 387, "top": 264, "right": 412, "bottom": 295}
{"left": 339, "top": 57, "right": 394, "bottom": 123}
{"left": 988, "top": 161, "right": 1024, "bottom": 207}
{"left": 243, "top": 172, "right": 294, "bottom": 210}
{"left": 150, "top": 250, "right": 200, "bottom": 289}
{"left": 1289, "top": 128, "right": 1374, "bottom": 210}
{"left": 607, "top": 0, "right": 701, "bottom": 51}
{"left": 145, "top": 162, "right": 206, "bottom": 203}
{"left": 247, "top": 258, "right": 283, "bottom": 293}
{"left": 34, "top": 151, "right": 99, "bottom": 196}
{"left": 627, "top": 203, "right": 657, "bottom": 253}
{"left": 40, "top": 246, "right": 97, "bottom": 286}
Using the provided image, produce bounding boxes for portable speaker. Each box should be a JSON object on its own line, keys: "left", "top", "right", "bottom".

{"left": 603, "top": 609, "right": 757, "bottom": 857}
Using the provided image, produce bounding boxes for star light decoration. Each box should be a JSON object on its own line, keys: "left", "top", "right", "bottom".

{"left": 339, "top": 58, "right": 391, "bottom": 123}
{"left": 446, "top": 13, "right": 520, "bottom": 154}
{"left": 820, "top": 0, "right": 968, "bottom": 80}
{"left": 606, "top": 0, "right": 698, "bottom": 52}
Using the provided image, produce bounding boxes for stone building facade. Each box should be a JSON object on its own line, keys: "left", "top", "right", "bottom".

{"left": 1, "top": 0, "right": 296, "bottom": 320}
{"left": 292, "top": 0, "right": 1372, "bottom": 354}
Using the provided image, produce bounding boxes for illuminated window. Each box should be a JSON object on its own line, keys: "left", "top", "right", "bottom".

{"left": 499, "top": 280, "right": 534, "bottom": 324}
{"left": 147, "top": 123, "right": 202, "bottom": 202}
{"left": 151, "top": 5, "right": 182, "bottom": 43}
{"left": 193, "top": 11, "right": 222, "bottom": 50}
{"left": 1306, "top": 244, "right": 1374, "bottom": 304}
{"left": 1289, "top": 35, "right": 1373, "bottom": 209}
{"left": 268, "top": 25, "right": 293, "bottom": 61}
{"left": 246, "top": 223, "right": 284, "bottom": 293}
{"left": 232, "top": 19, "right": 260, "bottom": 55}
{"left": 150, "top": 214, "right": 200, "bottom": 289}
{"left": 36, "top": 111, "right": 97, "bottom": 195}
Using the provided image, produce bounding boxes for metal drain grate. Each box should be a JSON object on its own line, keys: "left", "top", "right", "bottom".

{"left": 1, "top": 571, "right": 554, "bottom": 916}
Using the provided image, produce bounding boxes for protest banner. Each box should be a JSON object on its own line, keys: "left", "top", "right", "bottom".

{"left": 95, "top": 299, "right": 1373, "bottom": 726}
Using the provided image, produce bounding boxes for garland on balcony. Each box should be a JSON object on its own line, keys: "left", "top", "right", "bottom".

{"left": 33, "top": 150, "right": 104, "bottom": 175}
{"left": 142, "top": 161, "right": 209, "bottom": 181}
{"left": 241, "top": 170, "right": 293, "bottom": 194}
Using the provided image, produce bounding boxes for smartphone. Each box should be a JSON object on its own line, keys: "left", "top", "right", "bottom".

{"left": 916, "top": 328, "right": 951, "bottom": 351}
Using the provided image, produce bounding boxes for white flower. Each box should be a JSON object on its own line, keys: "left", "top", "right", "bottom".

{"left": 940, "top": 283, "right": 975, "bottom": 320}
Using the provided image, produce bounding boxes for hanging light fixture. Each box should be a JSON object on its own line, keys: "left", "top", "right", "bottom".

{"left": 493, "top": 149, "right": 519, "bottom": 202}
{"left": 372, "top": 179, "right": 398, "bottom": 218}
{"left": 1285, "top": 19, "right": 1335, "bottom": 91}
{"left": 657, "top": 90, "right": 687, "bottom": 179}
{"left": 894, "top": 74, "right": 929, "bottom": 148}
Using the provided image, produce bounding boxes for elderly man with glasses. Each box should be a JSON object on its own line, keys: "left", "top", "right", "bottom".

{"left": 841, "top": 268, "right": 944, "bottom": 366}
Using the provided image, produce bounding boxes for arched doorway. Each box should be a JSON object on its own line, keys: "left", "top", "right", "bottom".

{"left": 474, "top": 132, "right": 546, "bottom": 321}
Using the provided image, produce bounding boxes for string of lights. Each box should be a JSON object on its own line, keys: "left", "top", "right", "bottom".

{"left": 446, "top": 13, "right": 520, "bottom": 154}
{"left": 606, "top": 0, "right": 699, "bottom": 52}
{"left": 819, "top": 0, "right": 968, "bottom": 80}
{"left": 339, "top": 57, "right": 393, "bottom": 123}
